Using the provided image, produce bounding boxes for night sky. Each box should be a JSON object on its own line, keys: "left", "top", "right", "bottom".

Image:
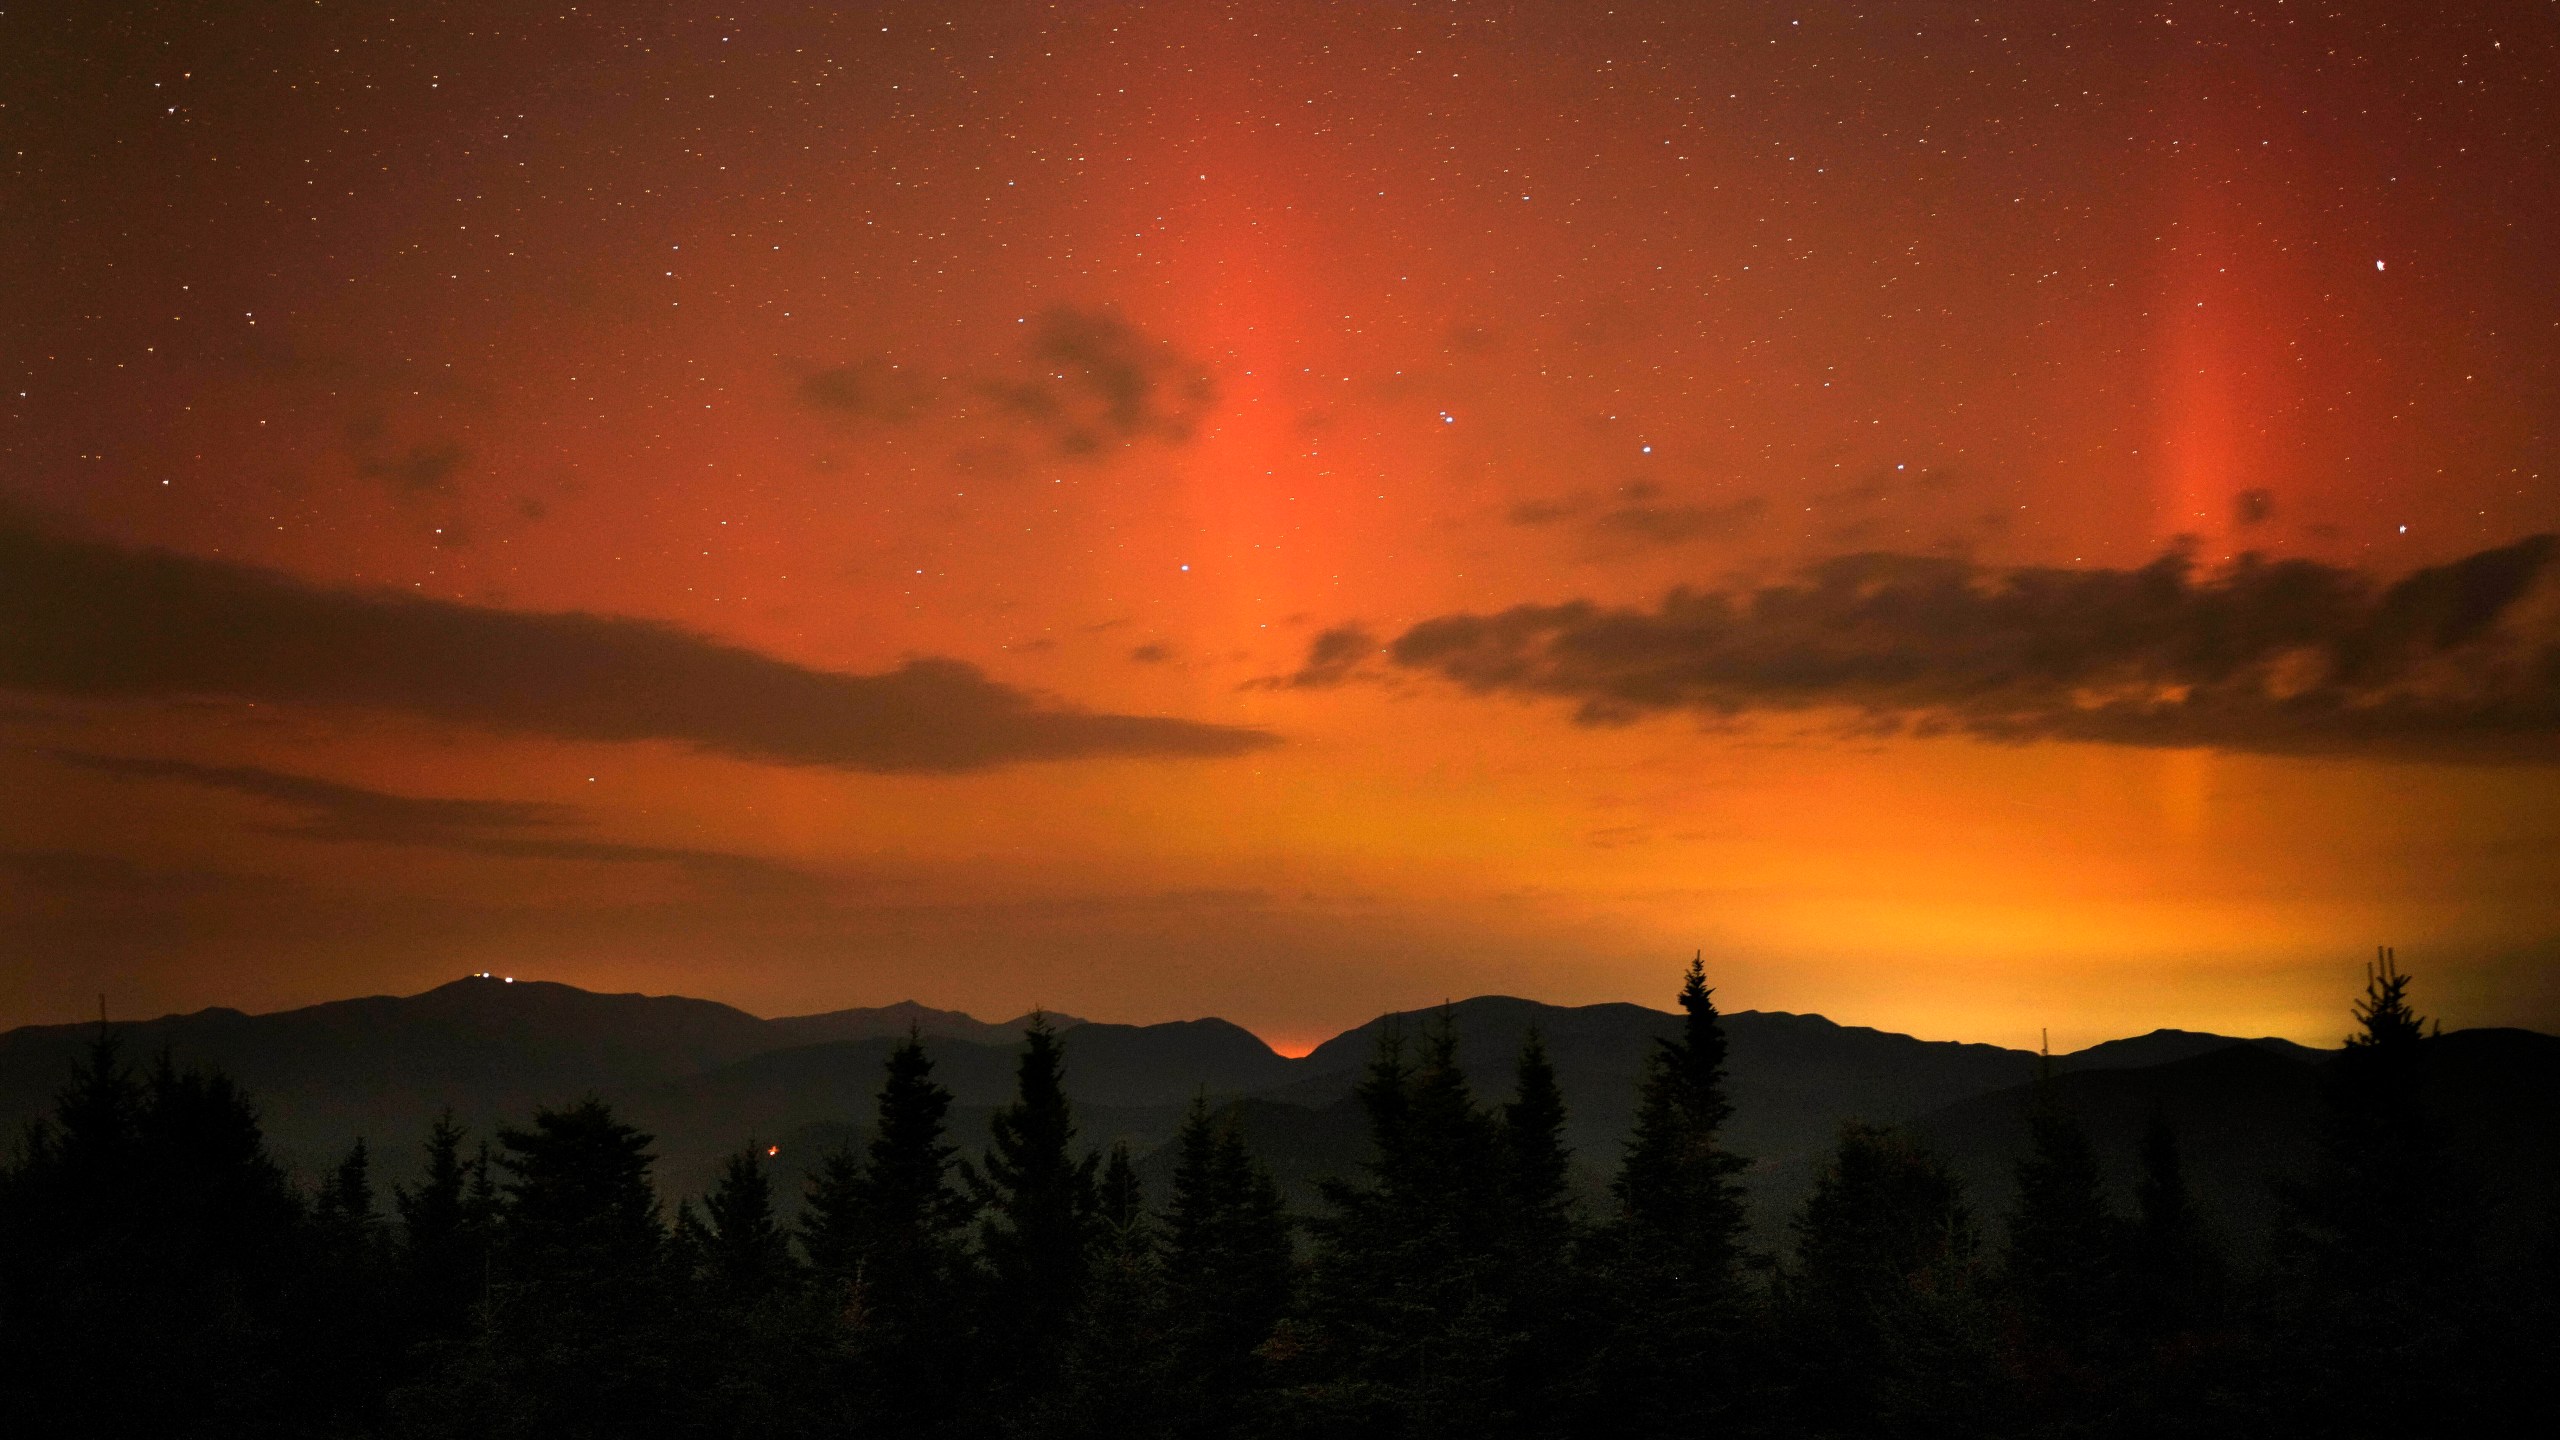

{"left": 6, "top": 1, "right": 2557, "bottom": 1050}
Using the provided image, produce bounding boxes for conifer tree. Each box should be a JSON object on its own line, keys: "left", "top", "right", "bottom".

{"left": 963, "top": 1015, "right": 1102, "bottom": 1410}
{"left": 1162, "top": 1101, "right": 1293, "bottom": 1431}
{"left": 802, "top": 1031, "right": 975, "bottom": 1313}
{"left": 700, "top": 1146, "right": 794, "bottom": 1300}
{"left": 799, "top": 1144, "right": 866, "bottom": 1282}
{"left": 669, "top": 1195, "right": 715, "bottom": 1281}
{"left": 797, "top": 1031, "right": 976, "bottom": 1436}
{"left": 1300, "top": 1012, "right": 1518, "bottom": 1435}
{"left": 666, "top": 1161, "right": 827, "bottom": 1437}
{"left": 1999, "top": 1071, "right": 2131, "bottom": 1426}
{"left": 2294, "top": 948, "right": 2454, "bottom": 1285}
{"left": 1494, "top": 1027, "right": 1591, "bottom": 1430}
{"left": 2281, "top": 948, "right": 2478, "bottom": 1434}
{"left": 132, "top": 1051, "right": 312, "bottom": 1394}
{"left": 485, "top": 1099, "right": 676, "bottom": 1440}
{"left": 496, "top": 1099, "right": 664, "bottom": 1290}
{"left": 1098, "top": 1138, "right": 1147, "bottom": 1232}
{"left": 1780, "top": 1124, "right": 2000, "bottom": 1437}
{"left": 318, "top": 1137, "right": 378, "bottom": 1233}
{"left": 0, "top": 1037, "right": 318, "bottom": 1433}
{"left": 2003, "top": 1079, "right": 2123, "bottom": 1346}
{"left": 1595, "top": 955, "right": 1755, "bottom": 1436}
{"left": 51, "top": 1028, "right": 143, "bottom": 1186}
{"left": 312, "top": 1136, "right": 401, "bottom": 1420}
{"left": 1502, "top": 1027, "right": 1574, "bottom": 1253}
{"left": 465, "top": 1134, "right": 499, "bottom": 1200}
{"left": 0, "top": 1031, "right": 143, "bottom": 1430}
{"left": 1211, "top": 1120, "right": 1294, "bottom": 1328}
{"left": 2130, "top": 1115, "right": 2220, "bottom": 1335}
{"left": 1168, "top": 1096, "right": 1230, "bottom": 1264}
{"left": 1057, "top": 1142, "right": 1173, "bottom": 1440}
{"left": 396, "top": 1111, "right": 484, "bottom": 1339}
{"left": 1613, "top": 953, "right": 1749, "bottom": 1272}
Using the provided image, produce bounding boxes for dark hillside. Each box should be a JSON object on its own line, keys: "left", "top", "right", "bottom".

{"left": 0, "top": 976, "right": 779, "bottom": 1174}
{"left": 1274, "top": 996, "right": 2040, "bottom": 1181}
{"left": 1775, "top": 1029, "right": 2560, "bottom": 1265}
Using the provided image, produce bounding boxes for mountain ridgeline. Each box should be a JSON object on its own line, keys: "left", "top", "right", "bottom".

{"left": 3, "top": 958, "right": 2556, "bottom": 1436}
{"left": 0, "top": 978, "right": 2304, "bottom": 1236}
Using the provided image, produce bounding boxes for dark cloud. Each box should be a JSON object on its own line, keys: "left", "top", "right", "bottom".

{"left": 798, "top": 309, "right": 1215, "bottom": 461}
{"left": 57, "top": 752, "right": 559, "bottom": 845}
{"left": 1279, "top": 624, "right": 1379, "bottom": 688}
{"left": 2236, "top": 488, "right": 2275, "bottom": 527}
{"left": 981, "top": 307, "right": 1217, "bottom": 456}
{"left": 1318, "top": 537, "right": 2560, "bottom": 761}
{"left": 0, "top": 848, "right": 254, "bottom": 897}
{"left": 358, "top": 441, "right": 470, "bottom": 495}
{"left": 347, "top": 413, "right": 471, "bottom": 497}
{"left": 1590, "top": 496, "right": 1768, "bottom": 546}
{"left": 798, "top": 359, "right": 933, "bottom": 424}
{"left": 0, "top": 515, "right": 1278, "bottom": 771}
{"left": 1507, "top": 487, "right": 1766, "bottom": 549}
{"left": 1129, "top": 642, "right": 1175, "bottom": 664}
{"left": 1506, "top": 496, "right": 1588, "bottom": 527}
{"left": 47, "top": 752, "right": 814, "bottom": 886}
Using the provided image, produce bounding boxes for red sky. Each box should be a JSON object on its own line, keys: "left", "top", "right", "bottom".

{"left": 6, "top": 1, "right": 2557, "bottom": 1050}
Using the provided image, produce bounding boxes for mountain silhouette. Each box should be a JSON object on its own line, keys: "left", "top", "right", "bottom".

{"left": 8, "top": 975, "right": 2447, "bottom": 1242}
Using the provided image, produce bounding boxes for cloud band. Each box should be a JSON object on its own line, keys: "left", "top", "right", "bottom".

{"left": 1347, "top": 538, "right": 2560, "bottom": 761}
{"left": 1, "top": 516, "right": 1276, "bottom": 771}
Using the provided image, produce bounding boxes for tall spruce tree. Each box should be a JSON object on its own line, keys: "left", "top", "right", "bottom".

{"left": 2003, "top": 1076, "right": 2124, "bottom": 1347}
{"left": 1780, "top": 1124, "right": 2001, "bottom": 1437}
{"left": 802, "top": 1030, "right": 973, "bottom": 1302}
{"left": 1210, "top": 1117, "right": 1293, "bottom": 1331}
{"left": 395, "top": 1111, "right": 484, "bottom": 1341}
{"left": 1299, "top": 1012, "right": 1519, "bottom": 1436}
{"left": 700, "top": 1146, "right": 795, "bottom": 1300}
{"left": 1098, "top": 1138, "right": 1147, "bottom": 1230}
{"left": 317, "top": 1137, "right": 378, "bottom": 1235}
{"left": 0, "top": 1036, "right": 319, "bottom": 1435}
{"left": 676, "top": 1147, "right": 827, "bottom": 1436}
{"left": 1056, "top": 1143, "right": 1173, "bottom": 1440}
{"left": 1613, "top": 954, "right": 1750, "bottom": 1267}
{"left": 2112, "top": 1114, "right": 2241, "bottom": 1436}
{"left": 1596, "top": 954, "right": 1754, "bottom": 1436}
{"left": 1163, "top": 1101, "right": 1293, "bottom": 1433}
{"left": 1493, "top": 1027, "right": 1591, "bottom": 1430}
{"left": 963, "top": 1015, "right": 1102, "bottom": 1418}
{"left": 311, "top": 1136, "right": 400, "bottom": 1424}
{"left": 2130, "top": 1115, "right": 2220, "bottom": 1335}
{"left": 483, "top": 1099, "right": 677, "bottom": 1440}
{"left": 2000, "top": 1070, "right": 2130, "bottom": 1427}
{"left": 496, "top": 1100, "right": 664, "bottom": 1291}
{"left": 799, "top": 1145, "right": 867, "bottom": 1284}
{"left": 801, "top": 1030, "right": 975, "bottom": 1437}
{"left": 2280, "top": 948, "right": 2477, "bottom": 1435}
{"left": 1502, "top": 1027, "right": 1574, "bottom": 1252}
{"left": 2293, "top": 949, "right": 2453, "bottom": 1284}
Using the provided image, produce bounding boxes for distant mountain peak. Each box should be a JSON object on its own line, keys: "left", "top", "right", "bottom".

{"left": 2058, "top": 1027, "right": 2328, "bottom": 1071}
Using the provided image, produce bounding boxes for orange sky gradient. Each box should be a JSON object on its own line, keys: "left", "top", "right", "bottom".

{"left": 5, "top": 2, "right": 2556, "bottom": 1049}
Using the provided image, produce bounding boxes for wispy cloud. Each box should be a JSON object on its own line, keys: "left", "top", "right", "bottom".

{"left": 49, "top": 752, "right": 816, "bottom": 889}
{"left": 1507, "top": 483, "right": 1767, "bottom": 551}
{"left": 800, "top": 307, "right": 1216, "bottom": 459}
{"left": 0, "top": 514, "right": 1278, "bottom": 772}
{"left": 1273, "top": 624, "right": 1379, "bottom": 689}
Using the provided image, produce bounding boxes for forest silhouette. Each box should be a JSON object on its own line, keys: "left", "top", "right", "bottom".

{"left": 3, "top": 954, "right": 2552, "bottom": 1438}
